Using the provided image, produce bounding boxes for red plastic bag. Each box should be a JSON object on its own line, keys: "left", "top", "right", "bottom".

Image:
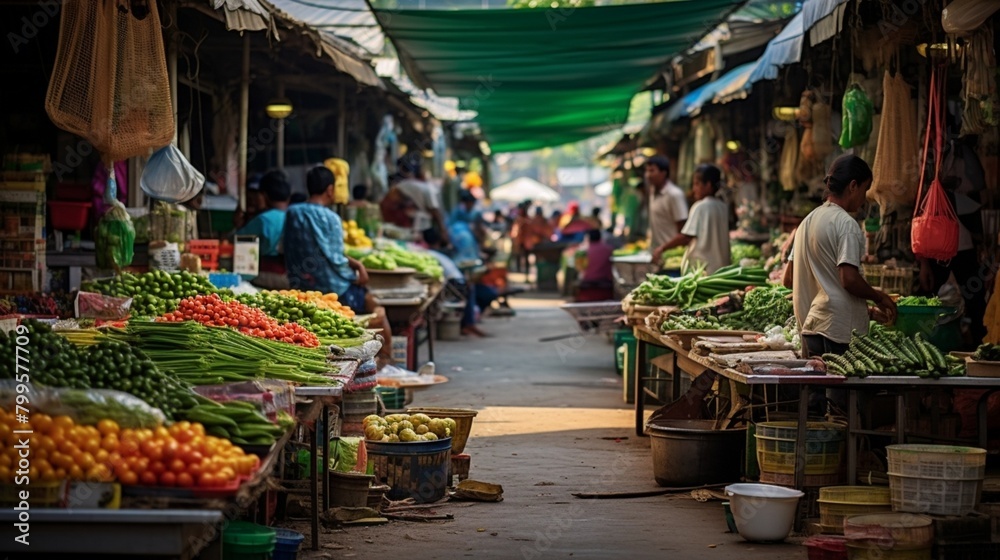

{"left": 912, "top": 65, "right": 959, "bottom": 261}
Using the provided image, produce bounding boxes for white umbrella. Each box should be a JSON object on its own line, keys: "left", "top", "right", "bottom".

{"left": 594, "top": 180, "right": 613, "bottom": 197}
{"left": 488, "top": 177, "right": 560, "bottom": 203}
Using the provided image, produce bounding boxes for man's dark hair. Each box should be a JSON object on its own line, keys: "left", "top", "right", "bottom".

{"left": 352, "top": 184, "right": 368, "bottom": 201}
{"left": 825, "top": 154, "right": 872, "bottom": 197}
{"left": 645, "top": 155, "right": 671, "bottom": 173}
{"left": 591, "top": 207, "right": 601, "bottom": 217}
{"left": 587, "top": 229, "right": 602, "bottom": 243}
{"left": 306, "top": 166, "right": 335, "bottom": 196}
{"left": 290, "top": 193, "right": 307, "bottom": 204}
{"left": 459, "top": 189, "right": 476, "bottom": 204}
{"left": 260, "top": 170, "right": 291, "bottom": 203}
{"left": 694, "top": 164, "right": 724, "bottom": 193}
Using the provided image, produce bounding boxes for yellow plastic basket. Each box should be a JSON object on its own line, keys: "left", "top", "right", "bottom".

{"left": 0, "top": 482, "right": 63, "bottom": 508}
{"left": 817, "top": 486, "right": 892, "bottom": 533}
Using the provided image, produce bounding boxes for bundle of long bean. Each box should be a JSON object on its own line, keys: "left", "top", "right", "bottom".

{"left": 110, "top": 321, "right": 341, "bottom": 386}
{"left": 630, "top": 265, "right": 770, "bottom": 308}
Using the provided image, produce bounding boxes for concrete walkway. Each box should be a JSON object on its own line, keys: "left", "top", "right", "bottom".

{"left": 298, "top": 296, "right": 805, "bottom": 560}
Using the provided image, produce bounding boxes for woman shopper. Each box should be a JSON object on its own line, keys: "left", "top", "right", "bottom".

{"left": 651, "top": 164, "right": 730, "bottom": 274}
{"left": 787, "top": 154, "right": 897, "bottom": 358}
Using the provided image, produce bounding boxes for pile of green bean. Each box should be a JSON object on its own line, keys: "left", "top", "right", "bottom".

{"left": 631, "top": 265, "right": 770, "bottom": 308}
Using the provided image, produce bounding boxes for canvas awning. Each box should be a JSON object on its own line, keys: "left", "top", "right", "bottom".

{"left": 745, "top": 0, "right": 850, "bottom": 87}
{"left": 489, "top": 177, "right": 560, "bottom": 203}
{"left": 369, "top": 0, "right": 743, "bottom": 153}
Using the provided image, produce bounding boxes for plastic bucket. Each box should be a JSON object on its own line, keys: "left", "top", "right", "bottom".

{"left": 272, "top": 529, "right": 304, "bottom": 560}
{"left": 328, "top": 470, "right": 374, "bottom": 508}
{"left": 645, "top": 419, "right": 745, "bottom": 486}
{"left": 222, "top": 521, "right": 276, "bottom": 560}
{"left": 405, "top": 407, "right": 478, "bottom": 454}
{"left": 725, "top": 483, "right": 804, "bottom": 542}
{"left": 366, "top": 438, "right": 452, "bottom": 503}
{"left": 436, "top": 317, "right": 462, "bottom": 341}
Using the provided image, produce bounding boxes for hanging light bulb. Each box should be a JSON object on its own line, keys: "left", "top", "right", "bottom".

{"left": 266, "top": 97, "right": 293, "bottom": 119}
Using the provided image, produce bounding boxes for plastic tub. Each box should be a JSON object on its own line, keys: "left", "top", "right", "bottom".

{"left": 845, "top": 543, "right": 931, "bottom": 560}
{"left": 222, "top": 521, "right": 276, "bottom": 560}
{"left": 405, "top": 407, "right": 478, "bottom": 454}
{"left": 646, "top": 419, "right": 745, "bottom": 486}
{"left": 48, "top": 201, "right": 91, "bottom": 231}
{"left": 366, "top": 438, "right": 452, "bottom": 503}
{"left": 272, "top": 528, "right": 304, "bottom": 560}
{"left": 725, "top": 483, "right": 804, "bottom": 542}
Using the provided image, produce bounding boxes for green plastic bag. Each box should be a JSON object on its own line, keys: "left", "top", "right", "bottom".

{"left": 839, "top": 84, "right": 874, "bottom": 149}
{"left": 96, "top": 170, "right": 135, "bottom": 271}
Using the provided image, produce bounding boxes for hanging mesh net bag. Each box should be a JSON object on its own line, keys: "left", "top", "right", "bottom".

{"left": 45, "top": 0, "right": 174, "bottom": 162}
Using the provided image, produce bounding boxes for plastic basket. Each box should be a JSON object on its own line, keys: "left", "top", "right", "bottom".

{"left": 755, "top": 422, "right": 845, "bottom": 475}
{"left": 272, "top": 528, "right": 304, "bottom": 560}
{"left": 818, "top": 486, "right": 892, "bottom": 532}
{"left": 405, "top": 407, "right": 478, "bottom": 455}
{"left": 366, "top": 438, "right": 452, "bottom": 503}
{"left": 843, "top": 513, "right": 935, "bottom": 548}
{"left": 376, "top": 386, "right": 405, "bottom": 410}
{"left": 222, "top": 521, "right": 276, "bottom": 560}
{"left": 846, "top": 544, "right": 931, "bottom": 560}
{"left": 861, "top": 265, "right": 916, "bottom": 296}
{"left": 886, "top": 445, "right": 986, "bottom": 516}
{"left": 48, "top": 201, "right": 91, "bottom": 231}
{"left": 759, "top": 470, "right": 842, "bottom": 488}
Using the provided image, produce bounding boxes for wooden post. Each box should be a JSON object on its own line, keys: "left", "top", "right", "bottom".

{"left": 238, "top": 34, "right": 250, "bottom": 212}
{"left": 276, "top": 84, "right": 285, "bottom": 170}
{"left": 337, "top": 82, "right": 347, "bottom": 157}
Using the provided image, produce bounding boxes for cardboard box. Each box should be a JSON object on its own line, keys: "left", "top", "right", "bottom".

{"left": 965, "top": 357, "right": 1000, "bottom": 378}
{"left": 61, "top": 482, "right": 120, "bottom": 509}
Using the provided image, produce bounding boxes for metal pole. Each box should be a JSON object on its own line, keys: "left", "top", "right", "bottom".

{"left": 277, "top": 85, "right": 285, "bottom": 169}
{"left": 337, "top": 82, "right": 347, "bottom": 157}
{"left": 167, "top": 2, "right": 178, "bottom": 147}
{"left": 238, "top": 34, "right": 250, "bottom": 212}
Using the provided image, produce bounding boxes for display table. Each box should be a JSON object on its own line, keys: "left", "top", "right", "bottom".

{"left": 632, "top": 325, "right": 1000, "bottom": 492}
{"left": 0, "top": 509, "right": 223, "bottom": 559}
{"left": 378, "top": 283, "right": 443, "bottom": 370}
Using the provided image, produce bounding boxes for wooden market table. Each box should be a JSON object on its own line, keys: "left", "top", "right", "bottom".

{"left": 631, "top": 326, "right": 1000, "bottom": 491}
{"left": 378, "top": 282, "right": 443, "bottom": 370}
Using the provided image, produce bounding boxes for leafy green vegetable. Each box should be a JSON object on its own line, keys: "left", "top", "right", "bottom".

{"left": 896, "top": 296, "right": 942, "bottom": 306}
{"left": 630, "top": 265, "right": 769, "bottom": 308}
{"left": 720, "top": 285, "right": 793, "bottom": 332}
{"left": 973, "top": 343, "right": 1000, "bottom": 362}
{"left": 730, "top": 243, "right": 762, "bottom": 263}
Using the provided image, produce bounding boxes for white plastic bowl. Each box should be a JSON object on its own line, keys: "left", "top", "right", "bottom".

{"left": 725, "top": 483, "right": 804, "bottom": 542}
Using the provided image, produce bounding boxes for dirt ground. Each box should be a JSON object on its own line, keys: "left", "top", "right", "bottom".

{"left": 292, "top": 296, "right": 806, "bottom": 560}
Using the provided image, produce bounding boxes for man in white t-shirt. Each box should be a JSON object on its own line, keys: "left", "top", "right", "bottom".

{"left": 644, "top": 155, "right": 688, "bottom": 265}
{"left": 652, "top": 164, "right": 730, "bottom": 274}
{"left": 395, "top": 153, "right": 450, "bottom": 246}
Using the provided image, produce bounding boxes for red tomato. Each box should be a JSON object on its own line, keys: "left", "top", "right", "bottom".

{"left": 199, "top": 473, "right": 217, "bottom": 488}
{"left": 176, "top": 472, "right": 194, "bottom": 488}
{"left": 139, "top": 471, "right": 158, "bottom": 486}
{"left": 159, "top": 471, "right": 177, "bottom": 487}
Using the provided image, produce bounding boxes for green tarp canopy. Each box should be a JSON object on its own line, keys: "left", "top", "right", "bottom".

{"left": 370, "top": 1, "right": 743, "bottom": 153}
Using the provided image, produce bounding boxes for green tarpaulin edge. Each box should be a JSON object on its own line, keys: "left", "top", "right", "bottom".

{"left": 371, "top": 1, "right": 743, "bottom": 152}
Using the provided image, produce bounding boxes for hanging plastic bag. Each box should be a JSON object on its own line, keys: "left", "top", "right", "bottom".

{"left": 870, "top": 72, "right": 919, "bottom": 211}
{"left": 96, "top": 166, "right": 136, "bottom": 271}
{"left": 839, "top": 84, "right": 874, "bottom": 149}
{"left": 912, "top": 66, "right": 960, "bottom": 261}
{"left": 942, "top": 0, "right": 1000, "bottom": 36}
{"left": 45, "top": 0, "right": 173, "bottom": 162}
{"left": 140, "top": 144, "right": 205, "bottom": 203}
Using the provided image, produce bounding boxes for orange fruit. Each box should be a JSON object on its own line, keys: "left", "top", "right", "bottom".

{"left": 96, "top": 419, "right": 120, "bottom": 437}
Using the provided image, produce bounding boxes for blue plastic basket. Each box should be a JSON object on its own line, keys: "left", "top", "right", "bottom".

{"left": 272, "top": 528, "right": 304, "bottom": 560}
{"left": 209, "top": 272, "right": 241, "bottom": 289}
{"left": 366, "top": 438, "right": 452, "bottom": 503}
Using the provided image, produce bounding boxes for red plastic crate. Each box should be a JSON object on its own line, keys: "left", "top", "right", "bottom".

{"left": 805, "top": 536, "right": 848, "bottom": 560}
{"left": 48, "top": 201, "right": 92, "bottom": 230}
{"left": 187, "top": 239, "right": 220, "bottom": 271}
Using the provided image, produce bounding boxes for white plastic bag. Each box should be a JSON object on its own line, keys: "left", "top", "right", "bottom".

{"left": 942, "top": 0, "right": 1000, "bottom": 36}
{"left": 140, "top": 144, "right": 204, "bottom": 203}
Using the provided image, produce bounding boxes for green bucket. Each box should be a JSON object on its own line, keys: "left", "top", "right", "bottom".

{"left": 891, "top": 305, "right": 960, "bottom": 352}
{"left": 223, "top": 521, "right": 276, "bottom": 560}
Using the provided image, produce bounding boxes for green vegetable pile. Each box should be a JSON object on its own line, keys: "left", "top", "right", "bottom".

{"left": 660, "top": 247, "right": 686, "bottom": 269}
{"left": 113, "top": 321, "right": 343, "bottom": 386}
{"left": 631, "top": 265, "right": 769, "bottom": 308}
{"left": 660, "top": 313, "right": 731, "bottom": 332}
{"left": 49, "top": 388, "right": 165, "bottom": 429}
{"left": 0, "top": 320, "right": 201, "bottom": 419}
{"left": 822, "top": 322, "right": 963, "bottom": 378}
{"left": 730, "top": 243, "right": 762, "bottom": 264}
{"left": 896, "top": 296, "right": 942, "bottom": 306}
{"left": 85, "top": 270, "right": 226, "bottom": 317}
{"left": 721, "top": 285, "right": 793, "bottom": 332}
{"left": 361, "top": 252, "right": 398, "bottom": 271}
{"left": 185, "top": 400, "right": 289, "bottom": 445}
{"left": 378, "top": 245, "right": 444, "bottom": 279}
{"left": 234, "top": 292, "right": 366, "bottom": 341}
{"left": 972, "top": 343, "right": 1000, "bottom": 362}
